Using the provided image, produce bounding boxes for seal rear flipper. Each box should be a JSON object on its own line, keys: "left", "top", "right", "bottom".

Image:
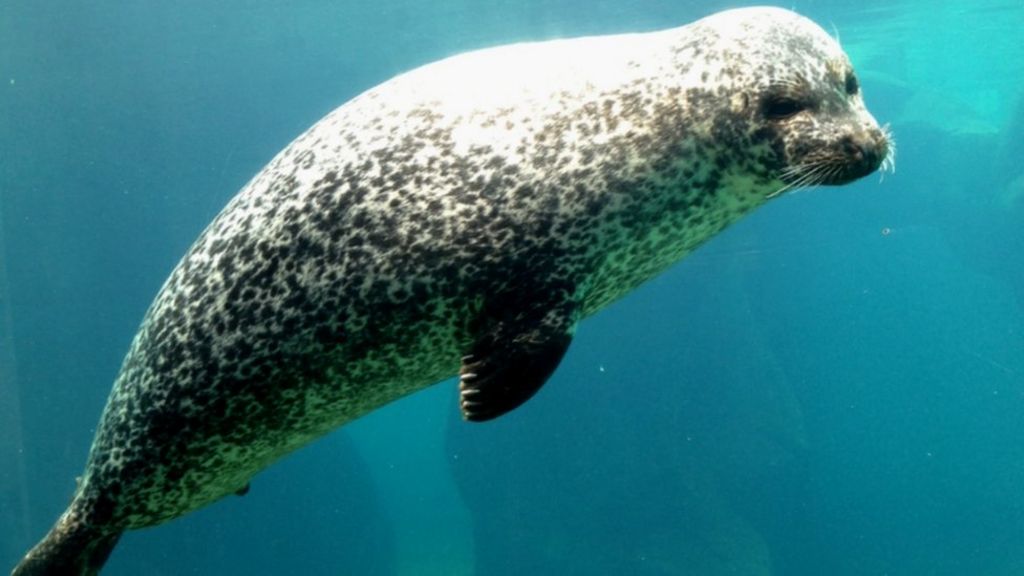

{"left": 11, "top": 512, "right": 121, "bottom": 576}
{"left": 459, "top": 298, "right": 578, "bottom": 422}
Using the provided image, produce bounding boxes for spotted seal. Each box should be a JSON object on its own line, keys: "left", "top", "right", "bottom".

{"left": 13, "top": 6, "right": 890, "bottom": 575}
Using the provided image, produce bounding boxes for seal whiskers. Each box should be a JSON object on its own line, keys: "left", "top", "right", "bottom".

{"left": 770, "top": 162, "right": 836, "bottom": 198}
{"left": 880, "top": 123, "right": 898, "bottom": 174}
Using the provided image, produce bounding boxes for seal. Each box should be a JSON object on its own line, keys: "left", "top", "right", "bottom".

{"left": 13, "top": 6, "right": 890, "bottom": 575}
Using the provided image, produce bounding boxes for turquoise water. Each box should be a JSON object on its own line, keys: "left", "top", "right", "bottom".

{"left": 2, "top": 1, "right": 1023, "bottom": 574}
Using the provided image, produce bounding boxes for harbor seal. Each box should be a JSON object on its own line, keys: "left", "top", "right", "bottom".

{"left": 13, "top": 6, "right": 890, "bottom": 575}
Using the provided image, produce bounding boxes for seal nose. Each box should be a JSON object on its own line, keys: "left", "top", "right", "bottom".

{"left": 841, "top": 126, "right": 887, "bottom": 177}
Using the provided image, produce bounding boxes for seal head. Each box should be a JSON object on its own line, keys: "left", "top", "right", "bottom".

{"left": 675, "top": 7, "right": 891, "bottom": 195}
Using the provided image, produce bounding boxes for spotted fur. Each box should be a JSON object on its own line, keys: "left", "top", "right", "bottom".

{"left": 14, "top": 7, "right": 887, "bottom": 575}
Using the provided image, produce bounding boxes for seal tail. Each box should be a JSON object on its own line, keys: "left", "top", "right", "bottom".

{"left": 11, "top": 511, "right": 121, "bottom": 576}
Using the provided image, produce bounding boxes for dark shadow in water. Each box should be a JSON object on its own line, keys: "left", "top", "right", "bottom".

{"left": 0, "top": 192, "right": 33, "bottom": 564}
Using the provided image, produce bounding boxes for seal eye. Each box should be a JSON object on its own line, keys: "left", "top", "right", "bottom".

{"left": 763, "top": 96, "right": 805, "bottom": 120}
{"left": 845, "top": 73, "right": 859, "bottom": 96}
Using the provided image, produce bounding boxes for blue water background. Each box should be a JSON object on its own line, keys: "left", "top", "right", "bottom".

{"left": 2, "top": 0, "right": 1023, "bottom": 574}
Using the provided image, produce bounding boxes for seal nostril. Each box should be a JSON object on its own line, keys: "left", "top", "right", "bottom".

{"left": 851, "top": 143, "right": 865, "bottom": 162}
{"left": 840, "top": 135, "right": 863, "bottom": 161}
{"left": 842, "top": 132, "right": 884, "bottom": 170}
{"left": 862, "top": 146, "right": 877, "bottom": 167}
{"left": 876, "top": 130, "right": 890, "bottom": 151}
{"left": 859, "top": 139, "right": 884, "bottom": 170}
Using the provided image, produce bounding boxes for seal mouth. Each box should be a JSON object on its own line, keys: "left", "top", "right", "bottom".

{"left": 772, "top": 124, "right": 894, "bottom": 197}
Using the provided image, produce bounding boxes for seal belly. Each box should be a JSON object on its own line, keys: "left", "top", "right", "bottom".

{"left": 84, "top": 287, "right": 467, "bottom": 527}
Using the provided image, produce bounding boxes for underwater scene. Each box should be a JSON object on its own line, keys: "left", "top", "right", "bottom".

{"left": 1, "top": 0, "right": 1023, "bottom": 574}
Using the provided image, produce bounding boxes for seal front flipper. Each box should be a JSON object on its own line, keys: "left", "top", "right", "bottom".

{"left": 459, "top": 300, "right": 578, "bottom": 422}
{"left": 459, "top": 332, "right": 572, "bottom": 422}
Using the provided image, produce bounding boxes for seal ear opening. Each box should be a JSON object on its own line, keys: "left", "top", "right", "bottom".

{"left": 11, "top": 515, "right": 121, "bottom": 576}
{"left": 729, "top": 92, "right": 750, "bottom": 114}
